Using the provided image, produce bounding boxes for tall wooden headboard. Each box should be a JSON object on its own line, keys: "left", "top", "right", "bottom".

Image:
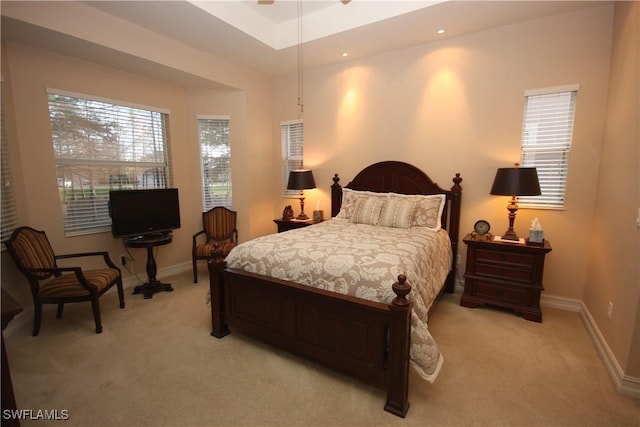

{"left": 330, "top": 161, "right": 463, "bottom": 292}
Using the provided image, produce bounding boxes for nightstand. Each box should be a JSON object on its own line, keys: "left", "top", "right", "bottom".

{"left": 461, "top": 233, "right": 552, "bottom": 322}
{"left": 273, "top": 218, "right": 317, "bottom": 233}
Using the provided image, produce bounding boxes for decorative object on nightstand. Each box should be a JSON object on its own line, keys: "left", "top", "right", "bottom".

{"left": 282, "top": 205, "right": 294, "bottom": 221}
{"left": 461, "top": 233, "right": 552, "bottom": 322}
{"left": 471, "top": 219, "right": 492, "bottom": 241}
{"left": 287, "top": 169, "right": 316, "bottom": 220}
{"left": 312, "top": 208, "right": 324, "bottom": 222}
{"left": 490, "top": 163, "right": 541, "bottom": 241}
{"left": 527, "top": 217, "right": 545, "bottom": 246}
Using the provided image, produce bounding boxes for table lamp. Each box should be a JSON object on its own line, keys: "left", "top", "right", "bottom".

{"left": 490, "top": 163, "right": 541, "bottom": 241}
{"left": 287, "top": 169, "right": 316, "bottom": 220}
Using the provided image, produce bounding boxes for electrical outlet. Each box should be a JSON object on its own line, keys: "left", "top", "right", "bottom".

{"left": 607, "top": 301, "right": 613, "bottom": 319}
{"left": 456, "top": 254, "right": 461, "bottom": 266}
{"left": 120, "top": 255, "right": 127, "bottom": 266}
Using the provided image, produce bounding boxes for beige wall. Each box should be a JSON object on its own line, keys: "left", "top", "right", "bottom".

{"left": 585, "top": 1, "right": 640, "bottom": 378}
{"left": 273, "top": 5, "right": 614, "bottom": 300}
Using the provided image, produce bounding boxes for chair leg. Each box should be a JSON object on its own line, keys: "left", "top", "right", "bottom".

{"left": 116, "top": 279, "right": 125, "bottom": 309}
{"left": 90, "top": 299, "right": 103, "bottom": 334}
{"left": 56, "top": 303, "right": 64, "bottom": 318}
{"left": 32, "top": 301, "right": 42, "bottom": 337}
{"left": 193, "top": 257, "right": 198, "bottom": 284}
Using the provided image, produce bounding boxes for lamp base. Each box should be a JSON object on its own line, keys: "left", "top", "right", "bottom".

{"left": 296, "top": 196, "right": 308, "bottom": 220}
{"left": 502, "top": 197, "right": 520, "bottom": 241}
{"left": 501, "top": 230, "right": 520, "bottom": 241}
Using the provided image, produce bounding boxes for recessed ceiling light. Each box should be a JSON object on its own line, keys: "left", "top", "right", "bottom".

{"left": 341, "top": 52, "right": 349, "bottom": 57}
{"left": 437, "top": 29, "right": 445, "bottom": 34}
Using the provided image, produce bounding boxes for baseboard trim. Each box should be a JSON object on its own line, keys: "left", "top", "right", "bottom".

{"left": 541, "top": 293, "right": 582, "bottom": 312}
{"left": 542, "top": 293, "right": 640, "bottom": 399}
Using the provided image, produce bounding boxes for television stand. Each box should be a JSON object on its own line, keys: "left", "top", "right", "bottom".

{"left": 124, "top": 233, "right": 174, "bottom": 299}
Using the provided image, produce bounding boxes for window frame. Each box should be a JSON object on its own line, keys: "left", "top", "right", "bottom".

{"left": 518, "top": 84, "right": 578, "bottom": 210}
{"left": 281, "top": 119, "right": 304, "bottom": 196}
{"left": 198, "top": 115, "right": 232, "bottom": 211}
{"left": 47, "top": 88, "right": 173, "bottom": 236}
{"left": 1, "top": 87, "right": 18, "bottom": 246}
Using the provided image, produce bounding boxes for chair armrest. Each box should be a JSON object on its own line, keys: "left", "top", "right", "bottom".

{"left": 56, "top": 251, "right": 108, "bottom": 260}
{"left": 193, "top": 230, "right": 206, "bottom": 246}
{"left": 27, "top": 266, "right": 79, "bottom": 274}
{"left": 26, "top": 266, "right": 98, "bottom": 292}
{"left": 55, "top": 251, "right": 119, "bottom": 270}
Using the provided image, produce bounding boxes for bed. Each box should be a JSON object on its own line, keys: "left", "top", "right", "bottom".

{"left": 208, "top": 161, "right": 462, "bottom": 417}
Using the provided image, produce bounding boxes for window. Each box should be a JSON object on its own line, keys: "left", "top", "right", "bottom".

{"left": 198, "top": 116, "right": 231, "bottom": 211}
{"left": 519, "top": 85, "right": 577, "bottom": 209}
{"left": 1, "top": 90, "right": 18, "bottom": 244}
{"left": 281, "top": 120, "right": 304, "bottom": 195}
{"left": 47, "top": 89, "right": 173, "bottom": 236}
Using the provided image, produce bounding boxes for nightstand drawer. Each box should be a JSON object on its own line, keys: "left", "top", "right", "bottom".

{"left": 475, "top": 249, "right": 534, "bottom": 267}
{"left": 474, "top": 263, "right": 532, "bottom": 283}
{"left": 475, "top": 280, "right": 531, "bottom": 305}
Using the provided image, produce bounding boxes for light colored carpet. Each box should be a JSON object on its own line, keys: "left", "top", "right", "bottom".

{"left": 4, "top": 269, "right": 639, "bottom": 427}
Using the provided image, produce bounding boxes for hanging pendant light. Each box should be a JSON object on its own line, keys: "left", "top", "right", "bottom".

{"left": 297, "top": 0, "right": 304, "bottom": 115}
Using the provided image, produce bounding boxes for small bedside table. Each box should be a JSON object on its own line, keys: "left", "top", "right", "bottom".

{"left": 461, "top": 233, "right": 552, "bottom": 322}
{"left": 273, "top": 218, "right": 317, "bottom": 233}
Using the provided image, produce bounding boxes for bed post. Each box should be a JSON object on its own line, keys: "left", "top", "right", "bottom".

{"left": 330, "top": 173, "right": 342, "bottom": 218}
{"left": 384, "top": 275, "right": 412, "bottom": 418}
{"left": 445, "top": 173, "right": 463, "bottom": 293}
{"left": 208, "top": 258, "right": 230, "bottom": 338}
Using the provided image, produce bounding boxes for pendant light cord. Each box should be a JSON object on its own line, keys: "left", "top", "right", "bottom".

{"left": 297, "top": 0, "right": 304, "bottom": 115}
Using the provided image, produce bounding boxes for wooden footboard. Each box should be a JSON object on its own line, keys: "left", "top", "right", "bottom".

{"left": 208, "top": 259, "right": 413, "bottom": 417}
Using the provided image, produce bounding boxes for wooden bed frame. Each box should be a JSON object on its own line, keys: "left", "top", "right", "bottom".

{"left": 209, "top": 161, "right": 462, "bottom": 417}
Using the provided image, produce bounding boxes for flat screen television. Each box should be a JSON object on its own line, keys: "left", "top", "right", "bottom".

{"left": 109, "top": 188, "right": 181, "bottom": 238}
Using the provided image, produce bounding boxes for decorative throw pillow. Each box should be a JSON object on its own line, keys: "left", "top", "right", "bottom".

{"left": 336, "top": 188, "right": 386, "bottom": 219}
{"left": 388, "top": 193, "right": 446, "bottom": 231}
{"left": 378, "top": 197, "right": 416, "bottom": 228}
{"left": 350, "top": 196, "right": 386, "bottom": 226}
{"left": 411, "top": 194, "right": 445, "bottom": 230}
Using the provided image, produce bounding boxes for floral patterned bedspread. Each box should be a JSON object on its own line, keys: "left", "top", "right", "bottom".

{"left": 224, "top": 218, "right": 452, "bottom": 382}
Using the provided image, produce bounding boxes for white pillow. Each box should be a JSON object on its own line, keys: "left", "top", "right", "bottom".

{"left": 378, "top": 197, "right": 416, "bottom": 229}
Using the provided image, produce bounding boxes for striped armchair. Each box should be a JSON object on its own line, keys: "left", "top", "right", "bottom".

{"left": 192, "top": 207, "right": 238, "bottom": 283}
{"left": 4, "top": 226, "right": 125, "bottom": 336}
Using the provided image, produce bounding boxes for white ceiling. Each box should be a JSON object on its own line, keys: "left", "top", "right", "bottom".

{"left": 2, "top": 1, "right": 611, "bottom": 81}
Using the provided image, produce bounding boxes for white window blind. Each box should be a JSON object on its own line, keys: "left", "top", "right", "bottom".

{"left": 198, "top": 116, "right": 232, "bottom": 211}
{"left": 519, "top": 87, "right": 577, "bottom": 209}
{"left": 47, "top": 90, "right": 173, "bottom": 236}
{"left": 1, "top": 91, "right": 18, "bottom": 245}
{"left": 281, "top": 120, "right": 304, "bottom": 196}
